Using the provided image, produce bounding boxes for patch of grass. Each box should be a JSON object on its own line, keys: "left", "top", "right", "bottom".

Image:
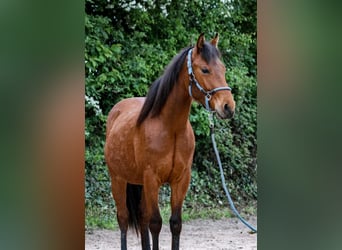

{"left": 182, "top": 207, "right": 232, "bottom": 221}
{"left": 241, "top": 204, "right": 257, "bottom": 216}
{"left": 86, "top": 203, "right": 256, "bottom": 230}
{"left": 85, "top": 206, "right": 117, "bottom": 230}
{"left": 160, "top": 205, "right": 232, "bottom": 223}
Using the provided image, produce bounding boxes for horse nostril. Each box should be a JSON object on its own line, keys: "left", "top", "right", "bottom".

{"left": 224, "top": 104, "right": 234, "bottom": 118}
{"left": 224, "top": 104, "right": 229, "bottom": 112}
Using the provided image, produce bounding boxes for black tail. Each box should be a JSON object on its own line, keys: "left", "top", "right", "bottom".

{"left": 126, "top": 183, "right": 143, "bottom": 235}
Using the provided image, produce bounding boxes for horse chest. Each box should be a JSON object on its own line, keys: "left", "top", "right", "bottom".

{"left": 135, "top": 128, "right": 195, "bottom": 183}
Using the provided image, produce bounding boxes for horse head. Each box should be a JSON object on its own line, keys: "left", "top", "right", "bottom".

{"left": 187, "top": 33, "right": 235, "bottom": 119}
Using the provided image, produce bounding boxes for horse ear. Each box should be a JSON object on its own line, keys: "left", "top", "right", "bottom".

{"left": 211, "top": 33, "right": 219, "bottom": 47}
{"left": 196, "top": 33, "right": 205, "bottom": 52}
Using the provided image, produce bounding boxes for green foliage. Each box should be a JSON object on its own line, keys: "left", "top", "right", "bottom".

{"left": 85, "top": 0, "right": 257, "bottom": 227}
{"left": 86, "top": 205, "right": 117, "bottom": 230}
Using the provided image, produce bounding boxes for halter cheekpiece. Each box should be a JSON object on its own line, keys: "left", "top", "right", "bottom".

{"left": 187, "top": 48, "right": 231, "bottom": 112}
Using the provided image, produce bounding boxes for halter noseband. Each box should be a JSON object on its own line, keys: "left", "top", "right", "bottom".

{"left": 187, "top": 48, "right": 231, "bottom": 112}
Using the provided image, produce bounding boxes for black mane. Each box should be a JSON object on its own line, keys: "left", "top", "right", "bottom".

{"left": 136, "top": 42, "right": 220, "bottom": 126}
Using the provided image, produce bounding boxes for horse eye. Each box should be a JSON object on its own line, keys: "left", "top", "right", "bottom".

{"left": 201, "top": 68, "right": 210, "bottom": 74}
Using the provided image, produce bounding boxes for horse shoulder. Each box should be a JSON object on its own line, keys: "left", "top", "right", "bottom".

{"left": 184, "top": 120, "right": 195, "bottom": 148}
{"left": 168, "top": 122, "right": 195, "bottom": 178}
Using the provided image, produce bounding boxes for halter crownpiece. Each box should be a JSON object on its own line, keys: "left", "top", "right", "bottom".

{"left": 186, "top": 48, "right": 232, "bottom": 112}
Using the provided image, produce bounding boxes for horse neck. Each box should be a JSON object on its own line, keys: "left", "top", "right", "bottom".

{"left": 160, "top": 64, "right": 192, "bottom": 132}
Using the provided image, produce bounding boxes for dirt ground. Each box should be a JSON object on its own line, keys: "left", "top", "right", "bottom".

{"left": 85, "top": 216, "right": 257, "bottom": 250}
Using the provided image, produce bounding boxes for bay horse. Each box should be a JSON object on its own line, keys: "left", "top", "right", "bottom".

{"left": 105, "top": 33, "right": 235, "bottom": 250}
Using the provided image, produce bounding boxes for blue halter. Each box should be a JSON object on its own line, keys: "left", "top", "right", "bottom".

{"left": 187, "top": 48, "right": 232, "bottom": 112}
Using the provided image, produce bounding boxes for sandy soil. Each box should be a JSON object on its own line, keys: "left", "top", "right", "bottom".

{"left": 85, "top": 216, "right": 257, "bottom": 250}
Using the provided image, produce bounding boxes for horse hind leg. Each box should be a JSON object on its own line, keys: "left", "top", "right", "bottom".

{"left": 110, "top": 178, "right": 129, "bottom": 250}
{"left": 141, "top": 172, "right": 162, "bottom": 250}
{"left": 126, "top": 183, "right": 157, "bottom": 250}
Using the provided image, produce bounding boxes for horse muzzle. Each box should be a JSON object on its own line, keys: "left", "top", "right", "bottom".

{"left": 216, "top": 103, "right": 235, "bottom": 119}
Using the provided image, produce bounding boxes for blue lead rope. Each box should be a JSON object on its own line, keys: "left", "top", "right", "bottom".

{"left": 209, "top": 113, "right": 257, "bottom": 233}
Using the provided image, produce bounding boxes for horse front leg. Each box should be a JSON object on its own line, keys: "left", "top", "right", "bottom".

{"left": 150, "top": 209, "right": 162, "bottom": 250}
{"left": 169, "top": 171, "right": 191, "bottom": 250}
{"left": 169, "top": 207, "right": 181, "bottom": 250}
